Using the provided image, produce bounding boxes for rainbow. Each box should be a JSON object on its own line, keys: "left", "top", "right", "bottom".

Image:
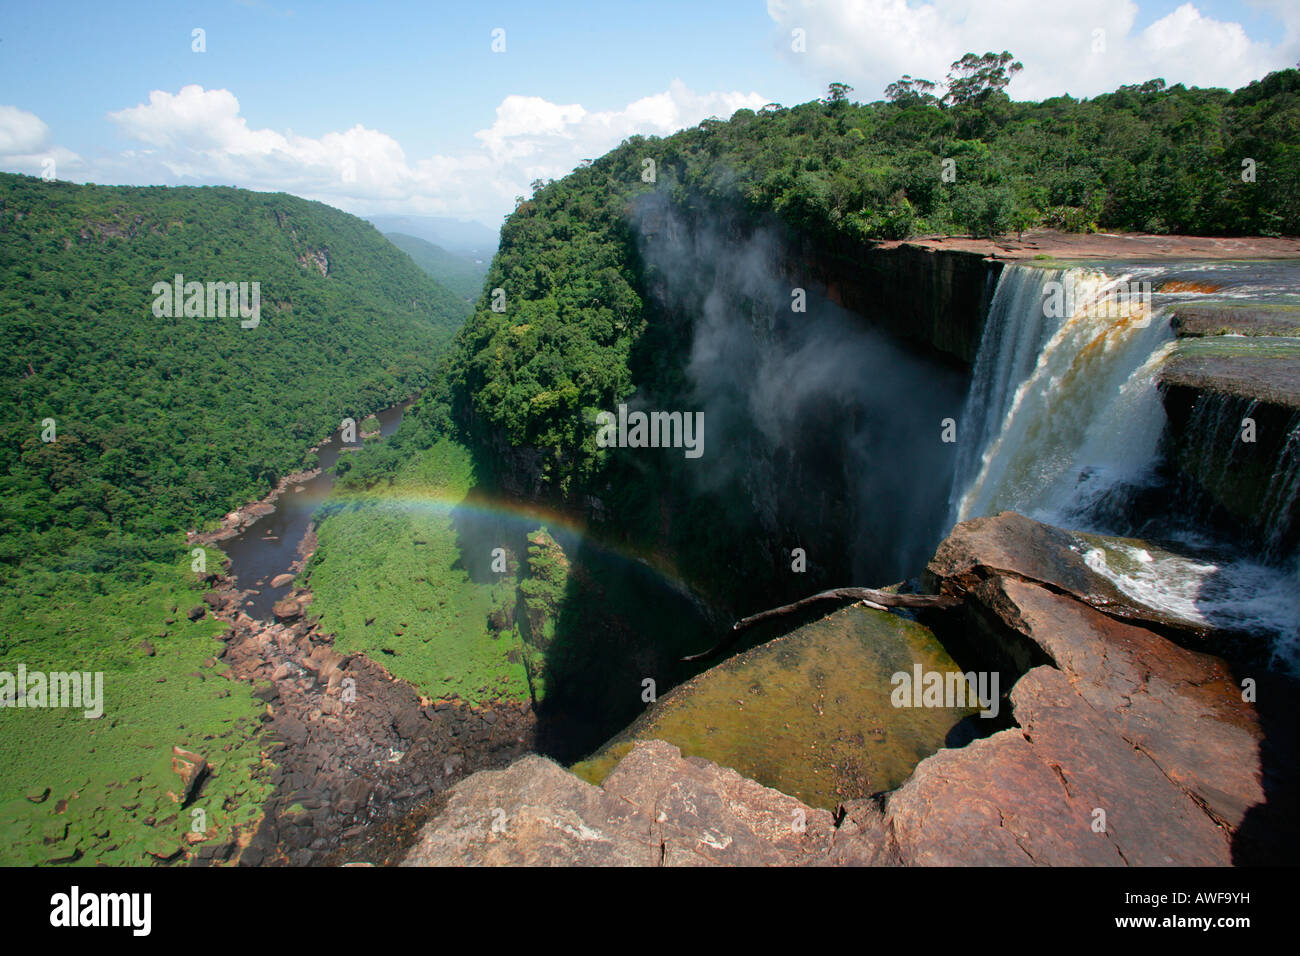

{"left": 315, "top": 485, "right": 704, "bottom": 599}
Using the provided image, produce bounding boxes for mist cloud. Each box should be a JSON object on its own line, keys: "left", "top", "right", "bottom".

{"left": 633, "top": 190, "right": 965, "bottom": 582}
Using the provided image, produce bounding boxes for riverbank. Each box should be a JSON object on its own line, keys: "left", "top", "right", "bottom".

{"left": 199, "top": 570, "right": 535, "bottom": 866}
{"left": 180, "top": 398, "right": 538, "bottom": 864}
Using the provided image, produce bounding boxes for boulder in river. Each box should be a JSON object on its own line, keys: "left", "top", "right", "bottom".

{"left": 272, "top": 598, "right": 302, "bottom": 622}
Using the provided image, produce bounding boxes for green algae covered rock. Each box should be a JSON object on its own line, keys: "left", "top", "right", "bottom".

{"left": 572, "top": 604, "right": 977, "bottom": 809}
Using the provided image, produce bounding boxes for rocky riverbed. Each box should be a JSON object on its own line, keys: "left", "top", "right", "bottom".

{"left": 194, "top": 570, "right": 535, "bottom": 866}
{"left": 181, "top": 412, "right": 537, "bottom": 866}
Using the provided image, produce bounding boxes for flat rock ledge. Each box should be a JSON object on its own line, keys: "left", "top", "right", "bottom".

{"left": 401, "top": 740, "right": 876, "bottom": 866}
{"left": 402, "top": 512, "right": 1295, "bottom": 866}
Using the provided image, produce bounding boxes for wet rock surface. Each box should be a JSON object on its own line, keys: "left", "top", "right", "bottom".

{"left": 892, "top": 522, "right": 1297, "bottom": 866}
{"left": 1161, "top": 338, "right": 1300, "bottom": 410}
{"left": 1160, "top": 375, "right": 1300, "bottom": 558}
{"left": 882, "top": 582, "right": 1269, "bottom": 865}
{"left": 1171, "top": 303, "right": 1300, "bottom": 339}
{"left": 924, "top": 511, "right": 1218, "bottom": 640}
{"left": 571, "top": 605, "right": 976, "bottom": 809}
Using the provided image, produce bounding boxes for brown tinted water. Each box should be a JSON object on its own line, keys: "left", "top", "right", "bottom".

{"left": 573, "top": 603, "right": 980, "bottom": 809}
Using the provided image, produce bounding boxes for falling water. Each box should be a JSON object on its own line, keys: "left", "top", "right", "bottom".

{"left": 949, "top": 263, "right": 1173, "bottom": 529}
{"left": 950, "top": 261, "right": 1300, "bottom": 671}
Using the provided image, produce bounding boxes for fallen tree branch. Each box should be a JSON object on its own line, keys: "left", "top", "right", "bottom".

{"left": 681, "top": 587, "right": 962, "bottom": 662}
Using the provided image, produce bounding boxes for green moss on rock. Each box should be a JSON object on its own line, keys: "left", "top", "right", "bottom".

{"left": 573, "top": 604, "right": 978, "bottom": 809}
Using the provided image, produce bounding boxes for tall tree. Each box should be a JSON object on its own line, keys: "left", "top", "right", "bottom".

{"left": 825, "top": 82, "right": 855, "bottom": 104}
{"left": 885, "top": 75, "right": 939, "bottom": 106}
{"left": 943, "top": 51, "right": 1023, "bottom": 107}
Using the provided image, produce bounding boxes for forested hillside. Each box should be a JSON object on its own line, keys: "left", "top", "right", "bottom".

{"left": 386, "top": 231, "right": 490, "bottom": 302}
{"left": 444, "top": 68, "right": 1300, "bottom": 502}
{"left": 0, "top": 173, "right": 468, "bottom": 598}
{"left": 302, "top": 67, "right": 1289, "bottom": 619}
{"left": 0, "top": 173, "right": 468, "bottom": 864}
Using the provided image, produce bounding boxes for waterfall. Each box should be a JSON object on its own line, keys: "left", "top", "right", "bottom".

{"left": 1172, "top": 359, "right": 1300, "bottom": 562}
{"left": 1262, "top": 419, "right": 1300, "bottom": 559}
{"left": 950, "top": 261, "right": 1300, "bottom": 672}
{"left": 949, "top": 263, "right": 1174, "bottom": 530}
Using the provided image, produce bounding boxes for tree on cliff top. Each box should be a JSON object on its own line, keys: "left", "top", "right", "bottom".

{"left": 885, "top": 75, "right": 940, "bottom": 106}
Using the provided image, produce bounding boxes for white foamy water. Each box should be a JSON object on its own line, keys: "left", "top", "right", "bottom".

{"left": 951, "top": 265, "right": 1173, "bottom": 526}
{"left": 951, "top": 262, "right": 1300, "bottom": 670}
{"left": 1081, "top": 540, "right": 1299, "bottom": 673}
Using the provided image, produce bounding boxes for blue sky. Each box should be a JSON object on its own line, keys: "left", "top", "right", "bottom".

{"left": 2, "top": 0, "right": 1296, "bottom": 227}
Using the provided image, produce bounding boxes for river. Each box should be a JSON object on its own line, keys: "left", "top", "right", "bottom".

{"left": 223, "top": 400, "right": 412, "bottom": 618}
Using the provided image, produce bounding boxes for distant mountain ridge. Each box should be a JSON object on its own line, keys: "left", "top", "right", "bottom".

{"left": 366, "top": 214, "right": 499, "bottom": 258}
{"left": 386, "top": 231, "right": 489, "bottom": 302}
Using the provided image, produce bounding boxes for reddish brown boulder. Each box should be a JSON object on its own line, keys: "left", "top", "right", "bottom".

{"left": 972, "top": 576, "right": 1264, "bottom": 830}
{"left": 272, "top": 598, "right": 302, "bottom": 622}
{"left": 170, "top": 746, "right": 208, "bottom": 807}
{"left": 402, "top": 741, "right": 839, "bottom": 867}
{"left": 884, "top": 665, "right": 1232, "bottom": 865}
{"left": 924, "top": 510, "right": 1213, "bottom": 638}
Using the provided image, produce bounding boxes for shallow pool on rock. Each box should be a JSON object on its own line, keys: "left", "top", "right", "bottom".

{"left": 571, "top": 604, "right": 980, "bottom": 809}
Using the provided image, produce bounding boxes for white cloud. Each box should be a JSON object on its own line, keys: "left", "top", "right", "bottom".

{"left": 473, "top": 80, "right": 768, "bottom": 178}
{"left": 767, "top": 0, "right": 1299, "bottom": 101}
{"left": 0, "top": 105, "right": 50, "bottom": 154}
{"left": 109, "top": 86, "right": 272, "bottom": 153}
{"left": 0, "top": 105, "right": 82, "bottom": 177}
{"left": 88, "top": 81, "right": 766, "bottom": 225}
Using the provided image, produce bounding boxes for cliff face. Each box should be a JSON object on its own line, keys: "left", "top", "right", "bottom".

{"left": 793, "top": 234, "right": 999, "bottom": 365}
{"left": 468, "top": 215, "right": 1300, "bottom": 627}
{"left": 468, "top": 202, "right": 993, "bottom": 618}
{"left": 633, "top": 196, "right": 1001, "bottom": 366}
{"left": 1159, "top": 337, "right": 1300, "bottom": 559}
{"left": 801, "top": 227, "right": 1300, "bottom": 367}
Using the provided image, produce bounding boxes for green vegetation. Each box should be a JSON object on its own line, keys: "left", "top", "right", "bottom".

{"left": 0, "top": 545, "right": 273, "bottom": 865}
{"left": 516, "top": 528, "right": 569, "bottom": 702}
{"left": 0, "top": 174, "right": 468, "bottom": 864}
{"left": 386, "top": 231, "right": 490, "bottom": 302}
{"left": 308, "top": 436, "right": 532, "bottom": 705}
{"left": 0, "top": 172, "right": 468, "bottom": 598}
{"left": 310, "top": 397, "right": 715, "bottom": 756}
{"left": 447, "top": 66, "right": 1300, "bottom": 503}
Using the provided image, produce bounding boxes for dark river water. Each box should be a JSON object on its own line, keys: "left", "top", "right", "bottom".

{"left": 224, "top": 401, "right": 411, "bottom": 618}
